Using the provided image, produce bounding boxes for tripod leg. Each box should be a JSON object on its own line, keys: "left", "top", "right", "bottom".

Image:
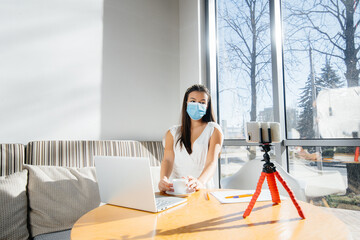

{"left": 266, "top": 172, "right": 281, "bottom": 204}
{"left": 274, "top": 171, "right": 305, "bottom": 219}
{"left": 243, "top": 172, "right": 266, "bottom": 218}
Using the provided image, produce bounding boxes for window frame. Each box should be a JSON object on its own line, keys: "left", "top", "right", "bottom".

{"left": 206, "top": 0, "right": 360, "bottom": 177}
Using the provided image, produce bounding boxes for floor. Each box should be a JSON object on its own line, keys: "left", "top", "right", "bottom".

{"left": 322, "top": 207, "right": 360, "bottom": 239}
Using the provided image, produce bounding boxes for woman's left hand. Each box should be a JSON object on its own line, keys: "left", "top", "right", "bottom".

{"left": 186, "top": 176, "right": 204, "bottom": 191}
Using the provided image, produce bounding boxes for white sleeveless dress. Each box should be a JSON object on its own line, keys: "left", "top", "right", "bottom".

{"left": 166, "top": 122, "right": 223, "bottom": 189}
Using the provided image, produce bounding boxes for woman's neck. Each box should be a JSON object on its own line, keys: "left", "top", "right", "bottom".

{"left": 190, "top": 119, "right": 206, "bottom": 128}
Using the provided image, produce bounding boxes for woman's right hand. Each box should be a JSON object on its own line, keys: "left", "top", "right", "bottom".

{"left": 158, "top": 176, "right": 173, "bottom": 192}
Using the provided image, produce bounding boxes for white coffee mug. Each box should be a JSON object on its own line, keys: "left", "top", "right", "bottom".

{"left": 172, "top": 179, "right": 188, "bottom": 194}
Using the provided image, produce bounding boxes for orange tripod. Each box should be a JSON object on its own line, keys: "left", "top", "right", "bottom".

{"left": 243, "top": 144, "right": 305, "bottom": 219}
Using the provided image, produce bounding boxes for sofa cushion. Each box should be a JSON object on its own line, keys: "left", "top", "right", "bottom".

{"left": 33, "top": 230, "right": 71, "bottom": 240}
{"left": 26, "top": 140, "right": 163, "bottom": 168}
{"left": 0, "top": 170, "right": 29, "bottom": 240}
{"left": 139, "top": 141, "right": 164, "bottom": 166}
{"left": 24, "top": 165, "right": 100, "bottom": 237}
{"left": 0, "top": 144, "right": 25, "bottom": 176}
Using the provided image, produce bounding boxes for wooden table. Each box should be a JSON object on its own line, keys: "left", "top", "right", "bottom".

{"left": 71, "top": 189, "right": 351, "bottom": 240}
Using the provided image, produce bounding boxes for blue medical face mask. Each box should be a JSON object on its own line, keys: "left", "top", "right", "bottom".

{"left": 186, "top": 102, "right": 207, "bottom": 120}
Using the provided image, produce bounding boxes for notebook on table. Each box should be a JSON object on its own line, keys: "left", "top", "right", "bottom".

{"left": 94, "top": 156, "right": 186, "bottom": 213}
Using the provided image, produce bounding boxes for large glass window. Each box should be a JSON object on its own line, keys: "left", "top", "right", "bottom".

{"left": 212, "top": 0, "right": 360, "bottom": 211}
{"left": 220, "top": 145, "right": 277, "bottom": 179}
{"left": 281, "top": 0, "right": 360, "bottom": 210}
{"left": 288, "top": 145, "right": 359, "bottom": 209}
{"left": 282, "top": 1, "right": 360, "bottom": 140}
{"left": 217, "top": 0, "right": 273, "bottom": 140}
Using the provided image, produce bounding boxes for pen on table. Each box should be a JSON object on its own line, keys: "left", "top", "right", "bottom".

{"left": 225, "top": 194, "right": 253, "bottom": 199}
{"left": 205, "top": 192, "right": 210, "bottom": 200}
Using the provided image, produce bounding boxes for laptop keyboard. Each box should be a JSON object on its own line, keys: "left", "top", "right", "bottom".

{"left": 155, "top": 196, "right": 183, "bottom": 210}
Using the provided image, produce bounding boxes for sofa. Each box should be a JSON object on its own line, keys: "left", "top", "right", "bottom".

{"left": 0, "top": 140, "right": 164, "bottom": 240}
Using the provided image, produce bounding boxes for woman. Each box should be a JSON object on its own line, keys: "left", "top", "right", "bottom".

{"left": 158, "top": 84, "right": 223, "bottom": 192}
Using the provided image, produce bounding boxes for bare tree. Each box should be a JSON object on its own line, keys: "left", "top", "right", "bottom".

{"left": 285, "top": 0, "right": 360, "bottom": 87}
{"left": 218, "top": 0, "right": 271, "bottom": 121}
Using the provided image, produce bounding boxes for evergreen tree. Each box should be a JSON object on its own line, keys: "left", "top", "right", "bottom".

{"left": 316, "top": 61, "right": 343, "bottom": 91}
{"left": 296, "top": 62, "right": 343, "bottom": 143}
{"left": 297, "top": 74, "right": 316, "bottom": 140}
{"left": 316, "top": 62, "right": 344, "bottom": 155}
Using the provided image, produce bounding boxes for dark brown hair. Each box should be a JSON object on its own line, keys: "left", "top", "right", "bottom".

{"left": 176, "top": 84, "right": 215, "bottom": 154}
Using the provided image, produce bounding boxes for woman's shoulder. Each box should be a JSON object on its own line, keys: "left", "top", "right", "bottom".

{"left": 168, "top": 125, "right": 181, "bottom": 136}
{"left": 169, "top": 124, "right": 181, "bottom": 131}
{"left": 207, "top": 121, "right": 222, "bottom": 130}
{"left": 162, "top": 125, "right": 180, "bottom": 147}
{"left": 207, "top": 122, "right": 224, "bottom": 136}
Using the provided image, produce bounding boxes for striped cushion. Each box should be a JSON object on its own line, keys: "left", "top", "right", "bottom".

{"left": 0, "top": 144, "right": 25, "bottom": 176}
{"left": 140, "top": 141, "right": 164, "bottom": 166}
{"left": 26, "top": 141, "right": 163, "bottom": 168}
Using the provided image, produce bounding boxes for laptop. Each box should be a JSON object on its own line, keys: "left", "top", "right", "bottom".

{"left": 94, "top": 156, "right": 187, "bottom": 212}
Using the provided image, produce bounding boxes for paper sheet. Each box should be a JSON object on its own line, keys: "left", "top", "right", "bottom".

{"left": 210, "top": 190, "right": 286, "bottom": 204}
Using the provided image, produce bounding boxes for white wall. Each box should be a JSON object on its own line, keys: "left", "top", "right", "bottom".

{"left": 0, "top": 0, "right": 103, "bottom": 144}
{"left": 179, "top": 0, "right": 207, "bottom": 102}
{"left": 101, "top": 0, "right": 180, "bottom": 141}
{"left": 101, "top": 0, "right": 207, "bottom": 141}
{"left": 0, "top": 0, "right": 207, "bottom": 143}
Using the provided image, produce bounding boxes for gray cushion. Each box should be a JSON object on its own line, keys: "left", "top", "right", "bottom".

{"left": 0, "top": 170, "right": 29, "bottom": 240}
{"left": 24, "top": 165, "right": 100, "bottom": 237}
{"left": 33, "top": 230, "right": 71, "bottom": 240}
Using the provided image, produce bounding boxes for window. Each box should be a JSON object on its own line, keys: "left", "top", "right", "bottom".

{"left": 216, "top": 0, "right": 273, "bottom": 140}
{"left": 210, "top": 0, "right": 360, "bottom": 211}
{"left": 282, "top": 0, "right": 360, "bottom": 140}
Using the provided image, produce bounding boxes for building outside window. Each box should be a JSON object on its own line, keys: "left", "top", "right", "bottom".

{"left": 211, "top": 0, "right": 360, "bottom": 210}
